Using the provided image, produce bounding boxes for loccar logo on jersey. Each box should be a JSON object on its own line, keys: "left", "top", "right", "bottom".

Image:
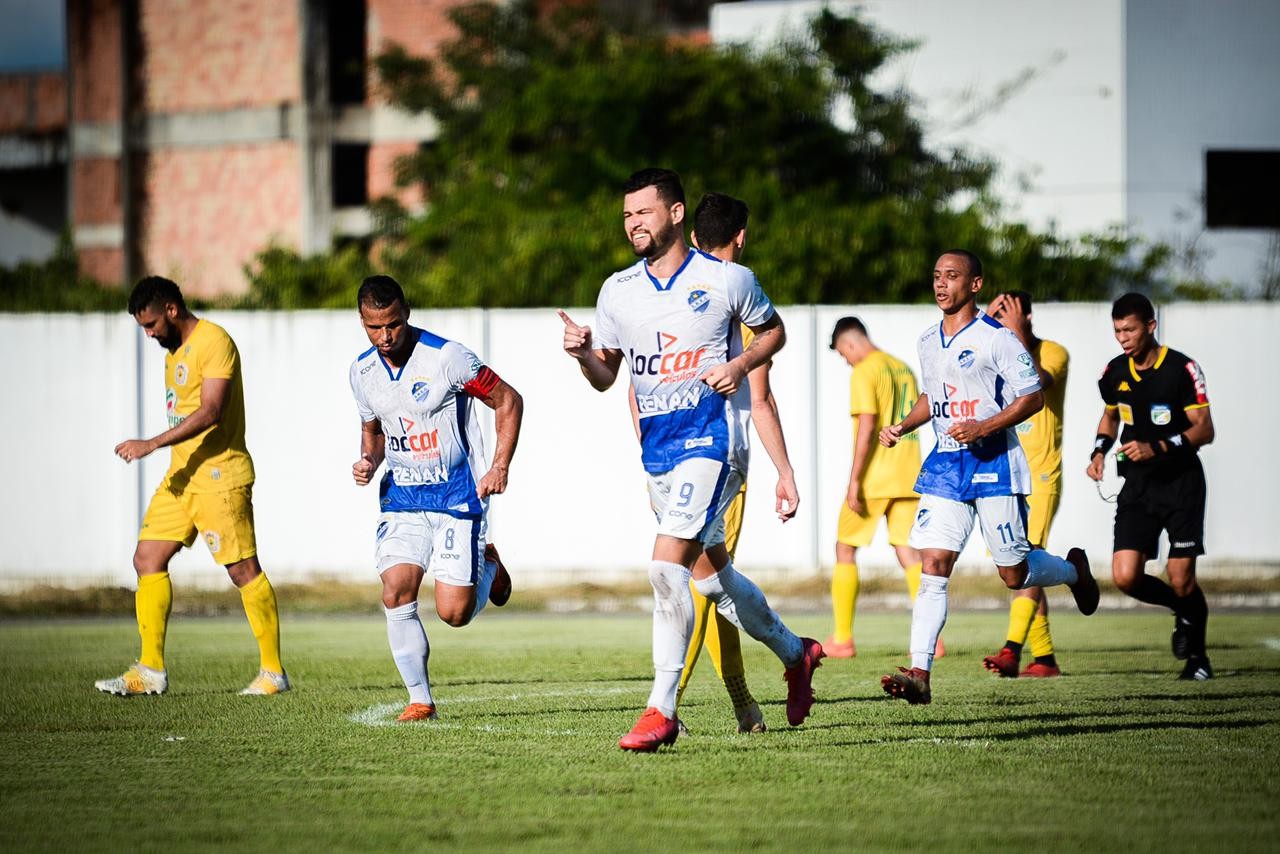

{"left": 932, "top": 383, "right": 980, "bottom": 419}
{"left": 388, "top": 417, "right": 440, "bottom": 455}
{"left": 629, "top": 332, "right": 708, "bottom": 381}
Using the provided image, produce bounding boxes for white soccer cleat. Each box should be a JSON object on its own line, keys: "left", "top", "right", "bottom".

{"left": 95, "top": 663, "right": 168, "bottom": 696}
{"left": 239, "top": 669, "right": 291, "bottom": 696}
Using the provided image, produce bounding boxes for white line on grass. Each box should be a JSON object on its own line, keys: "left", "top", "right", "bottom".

{"left": 348, "top": 684, "right": 641, "bottom": 731}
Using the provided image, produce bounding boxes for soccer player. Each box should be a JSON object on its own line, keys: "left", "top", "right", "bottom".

{"left": 560, "top": 168, "right": 822, "bottom": 751}
{"left": 826, "top": 316, "right": 935, "bottom": 660}
{"left": 350, "top": 275, "right": 522, "bottom": 721}
{"left": 671, "top": 192, "right": 800, "bottom": 734}
{"left": 982, "top": 291, "right": 1070, "bottom": 678}
{"left": 878, "top": 250, "right": 1098, "bottom": 705}
{"left": 1087, "top": 292, "right": 1216, "bottom": 680}
{"left": 98, "top": 276, "right": 288, "bottom": 697}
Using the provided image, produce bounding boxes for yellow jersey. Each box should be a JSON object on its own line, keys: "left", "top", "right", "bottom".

{"left": 849, "top": 349, "right": 920, "bottom": 499}
{"left": 1015, "top": 338, "right": 1068, "bottom": 487}
{"left": 162, "top": 319, "right": 254, "bottom": 493}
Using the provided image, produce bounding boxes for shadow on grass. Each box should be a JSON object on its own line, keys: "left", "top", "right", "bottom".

{"left": 824, "top": 717, "right": 1274, "bottom": 747}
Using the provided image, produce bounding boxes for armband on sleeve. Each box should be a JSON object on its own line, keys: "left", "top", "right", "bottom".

{"left": 1091, "top": 434, "right": 1115, "bottom": 460}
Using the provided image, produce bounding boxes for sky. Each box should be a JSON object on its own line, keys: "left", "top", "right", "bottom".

{"left": 0, "top": 1, "right": 65, "bottom": 71}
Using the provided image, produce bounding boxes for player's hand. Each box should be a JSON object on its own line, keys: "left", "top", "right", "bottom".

{"left": 701, "top": 361, "right": 747, "bottom": 395}
{"left": 880, "top": 423, "right": 903, "bottom": 448}
{"left": 352, "top": 453, "right": 377, "bottom": 486}
{"left": 946, "top": 420, "right": 987, "bottom": 445}
{"left": 476, "top": 463, "right": 509, "bottom": 498}
{"left": 558, "top": 310, "right": 592, "bottom": 359}
{"left": 1118, "top": 440, "right": 1156, "bottom": 463}
{"left": 985, "top": 293, "right": 1011, "bottom": 322}
{"left": 115, "top": 438, "right": 156, "bottom": 463}
{"left": 846, "top": 482, "right": 866, "bottom": 515}
{"left": 775, "top": 471, "right": 800, "bottom": 522}
{"left": 1086, "top": 454, "right": 1105, "bottom": 482}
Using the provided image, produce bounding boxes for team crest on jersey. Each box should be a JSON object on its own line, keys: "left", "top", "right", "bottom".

{"left": 411, "top": 380, "right": 431, "bottom": 403}
{"left": 958, "top": 349, "right": 975, "bottom": 369}
{"left": 1151, "top": 404, "right": 1172, "bottom": 426}
{"left": 174, "top": 363, "right": 188, "bottom": 386}
{"left": 687, "top": 287, "right": 710, "bottom": 314}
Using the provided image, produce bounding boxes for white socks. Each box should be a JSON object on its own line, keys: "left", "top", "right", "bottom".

{"left": 646, "top": 560, "right": 694, "bottom": 718}
{"left": 1022, "top": 549, "right": 1078, "bottom": 589}
{"left": 385, "top": 601, "right": 433, "bottom": 705}
{"left": 911, "top": 574, "right": 949, "bottom": 672}
{"left": 695, "top": 562, "right": 803, "bottom": 668}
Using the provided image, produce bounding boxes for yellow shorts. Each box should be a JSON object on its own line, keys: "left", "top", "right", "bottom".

{"left": 1025, "top": 484, "right": 1061, "bottom": 549}
{"left": 139, "top": 484, "right": 257, "bottom": 565}
{"left": 837, "top": 496, "right": 918, "bottom": 548}
{"left": 722, "top": 482, "right": 748, "bottom": 559}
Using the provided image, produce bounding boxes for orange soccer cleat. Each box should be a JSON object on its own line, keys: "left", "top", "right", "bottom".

{"left": 397, "top": 703, "right": 438, "bottom": 722}
{"left": 618, "top": 707, "right": 680, "bottom": 752}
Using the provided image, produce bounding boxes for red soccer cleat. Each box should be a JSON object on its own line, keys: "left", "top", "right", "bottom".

{"left": 618, "top": 707, "right": 680, "bottom": 752}
{"left": 397, "top": 702, "right": 438, "bottom": 722}
{"left": 822, "top": 635, "right": 855, "bottom": 659}
{"left": 1019, "top": 662, "right": 1061, "bottom": 678}
{"left": 881, "top": 666, "right": 932, "bottom": 704}
{"left": 784, "top": 637, "right": 825, "bottom": 726}
{"left": 485, "top": 543, "right": 512, "bottom": 607}
{"left": 983, "top": 647, "right": 1020, "bottom": 678}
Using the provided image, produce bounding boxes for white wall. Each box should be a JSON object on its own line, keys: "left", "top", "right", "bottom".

{"left": 0, "top": 304, "right": 1275, "bottom": 588}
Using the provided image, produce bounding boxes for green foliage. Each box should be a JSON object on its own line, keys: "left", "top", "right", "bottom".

{"left": 0, "top": 234, "right": 125, "bottom": 312}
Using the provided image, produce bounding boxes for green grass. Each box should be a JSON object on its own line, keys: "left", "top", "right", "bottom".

{"left": 2, "top": 612, "right": 1278, "bottom": 852}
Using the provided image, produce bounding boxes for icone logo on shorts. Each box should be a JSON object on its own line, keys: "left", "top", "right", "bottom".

{"left": 388, "top": 417, "right": 440, "bottom": 454}
{"left": 932, "top": 383, "right": 980, "bottom": 419}
{"left": 629, "top": 332, "right": 708, "bottom": 380}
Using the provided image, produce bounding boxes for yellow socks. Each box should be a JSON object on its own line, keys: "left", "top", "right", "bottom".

{"left": 677, "top": 581, "right": 713, "bottom": 701}
{"left": 831, "top": 562, "right": 859, "bottom": 643}
{"left": 239, "top": 572, "right": 284, "bottom": 675}
{"left": 136, "top": 571, "right": 173, "bottom": 671}
{"left": 904, "top": 562, "right": 923, "bottom": 602}
{"left": 1028, "top": 613, "right": 1055, "bottom": 659}
{"left": 1006, "top": 596, "right": 1037, "bottom": 646}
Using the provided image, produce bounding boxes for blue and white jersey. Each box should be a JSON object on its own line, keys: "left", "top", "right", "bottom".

{"left": 914, "top": 311, "right": 1041, "bottom": 499}
{"left": 594, "top": 248, "right": 775, "bottom": 474}
{"left": 349, "top": 329, "right": 498, "bottom": 518}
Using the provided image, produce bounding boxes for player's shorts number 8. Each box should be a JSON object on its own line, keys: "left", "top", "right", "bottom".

{"left": 445, "top": 528, "right": 456, "bottom": 551}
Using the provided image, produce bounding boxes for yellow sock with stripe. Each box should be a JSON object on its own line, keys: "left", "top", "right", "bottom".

{"left": 239, "top": 572, "right": 284, "bottom": 675}
{"left": 136, "top": 571, "right": 172, "bottom": 671}
{"left": 676, "top": 580, "right": 714, "bottom": 704}
{"left": 831, "top": 562, "right": 859, "bottom": 643}
{"left": 1006, "top": 596, "right": 1037, "bottom": 647}
{"left": 904, "top": 562, "right": 923, "bottom": 602}
{"left": 1028, "top": 613, "right": 1055, "bottom": 659}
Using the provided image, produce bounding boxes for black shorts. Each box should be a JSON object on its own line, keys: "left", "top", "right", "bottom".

{"left": 1113, "top": 459, "right": 1206, "bottom": 559}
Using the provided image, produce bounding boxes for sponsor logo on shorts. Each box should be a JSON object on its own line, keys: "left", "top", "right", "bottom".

{"left": 203, "top": 530, "right": 221, "bottom": 555}
{"left": 916, "top": 508, "right": 931, "bottom": 528}
{"left": 1151, "top": 404, "right": 1172, "bottom": 426}
{"left": 684, "top": 437, "right": 713, "bottom": 449}
{"left": 411, "top": 381, "right": 431, "bottom": 403}
{"left": 667, "top": 509, "right": 696, "bottom": 520}
{"left": 687, "top": 288, "right": 710, "bottom": 314}
{"left": 174, "top": 363, "right": 188, "bottom": 386}
{"left": 1172, "top": 541, "right": 1197, "bottom": 549}
{"left": 376, "top": 520, "right": 388, "bottom": 541}
{"left": 958, "top": 349, "right": 975, "bottom": 369}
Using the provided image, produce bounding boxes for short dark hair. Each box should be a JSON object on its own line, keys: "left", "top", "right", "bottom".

{"left": 358, "top": 275, "right": 408, "bottom": 311}
{"left": 623, "top": 167, "right": 685, "bottom": 206}
{"left": 127, "top": 276, "right": 186, "bottom": 315}
{"left": 1003, "top": 289, "right": 1033, "bottom": 314}
{"left": 939, "top": 248, "right": 983, "bottom": 278}
{"left": 692, "top": 192, "right": 749, "bottom": 251}
{"left": 1111, "top": 292, "right": 1155, "bottom": 323}
{"left": 829, "top": 316, "right": 868, "bottom": 349}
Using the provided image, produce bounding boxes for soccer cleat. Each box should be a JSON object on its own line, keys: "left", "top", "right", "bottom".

{"left": 1178, "top": 656, "right": 1213, "bottom": 681}
{"left": 485, "top": 543, "right": 512, "bottom": 607}
{"left": 95, "top": 663, "right": 168, "bottom": 696}
{"left": 1066, "top": 548, "right": 1099, "bottom": 616}
{"left": 735, "top": 702, "right": 767, "bottom": 734}
{"left": 240, "top": 669, "right": 291, "bottom": 696}
{"left": 1019, "top": 661, "right": 1061, "bottom": 678}
{"left": 1171, "top": 615, "right": 1192, "bottom": 660}
{"left": 822, "top": 635, "right": 855, "bottom": 658}
{"left": 881, "top": 666, "right": 932, "bottom": 704}
{"left": 783, "top": 637, "right": 825, "bottom": 726}
{"left": 618, "top": 707, "right": 679, "bottom": 752}
{"left": 397, "top": 702, "right": 438, "bottom": 722}
{"left": 983, "top": 647, "right": 1020, "bottom": 678}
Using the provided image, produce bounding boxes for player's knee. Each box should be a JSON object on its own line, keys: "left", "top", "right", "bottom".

{"left": 997, "top": 564, "right": 1027, "bottom": 590}
{"left": 1111, "top": 569, "right": 1138, "bottom": 594}
{"left": 1169, "top": 575, "right": 1197, "bottom": 597}
{"left": 381, "top": 586, "right": 415, "bottom": 609}
{"left": 436, "top": 605, "right": 472, "bottom": 628}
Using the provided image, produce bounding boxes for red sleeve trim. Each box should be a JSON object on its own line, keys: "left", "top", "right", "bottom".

{"left": 462, "top": 365, "right": 500, "bottom": 398}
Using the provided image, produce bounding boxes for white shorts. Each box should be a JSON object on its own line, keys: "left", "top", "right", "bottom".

{"left": 647, "top": 457, "right": 744, "bottom": 546}
{"left": 908, "top": 493, "right": 1031, "bottom": 567}
{"left": 375, "top": 510, "right": 488, "bottom": 586}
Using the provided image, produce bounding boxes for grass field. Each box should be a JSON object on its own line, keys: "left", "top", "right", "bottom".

{"left": 2, "top": 611, "right": 1278, "bottom": 852}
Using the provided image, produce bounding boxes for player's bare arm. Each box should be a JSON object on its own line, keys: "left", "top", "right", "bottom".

{"left": 947, "top": 389, "right": 1044, "bottom": 445}
{"left": 847, "top": 412, "right": 877, "bottom": 514}
{"left": 1118, "top": 403, "right": 1215, "bottom": 464}
{"left": 881, "top": 393, "right": 931, "bottom": 447}
{"left": 1086, "top": 407, "right": 1121, "bottom": 481}
{"left": 703, "top": 312, "right": 785, "bottom": 396}
{"left": 115, "top": 376, "right": 231, "bottom": 463}
{"left": 747, "top": 361, "right": 799, "bottom": 521}
{"left": 558, "top": 309, "right": 623, "bottom": 391}
{"left": 353, "top": 419, "right": 385, "bottom": 486}
{"left": 473, "top": 378, "right": 524, "bottom": 498}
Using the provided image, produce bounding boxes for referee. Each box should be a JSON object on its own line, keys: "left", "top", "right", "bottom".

{"left": 1087, "top": 293, "right": 1216, "bottom": 679}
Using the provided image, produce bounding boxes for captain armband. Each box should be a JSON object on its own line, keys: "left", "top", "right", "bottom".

{"left": 1091, "top": 434, "right": 1115, "bottom": 460}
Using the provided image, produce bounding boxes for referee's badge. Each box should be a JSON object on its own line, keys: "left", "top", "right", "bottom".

{"left": 1118, "top": 403, "right": 1134, "bottom": 425}
{"left": 1151, "top": 404, "right": 1172, "bottom": 426}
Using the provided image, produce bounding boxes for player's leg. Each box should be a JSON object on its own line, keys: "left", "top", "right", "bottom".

{"left": 675, "top": 570, "right": 714, "bottom": 704}
{"left": 433, "top": 515, "right": 495, "bottom": 627}
{"left": 987, "top": 486, "right": 1058, "bottom": 677}
{"left": 95, "top": 487, "right": 191, "bottom": 696}
{"left": 827, "top": 499, "right": 880, "bottom": 658}
{"left": 982, "top": 496, "right": 1096, "bottom": 615}
{"left": 887, "top": 498, "right": 940, "bottom": 657}
{"left": 1019, "top": 487, "right": 1062, "bottom": 676}
{"left": 377, "top": 512, "right": 435, "bottom": 720}
{"left": 1110, "top": 481, "right": 1180, "bottom": 610}
{"left": 1163, "top": 468, "right": 1210, "bottom": 678}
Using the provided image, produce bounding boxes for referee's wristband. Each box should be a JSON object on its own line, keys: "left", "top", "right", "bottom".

{"left": 1158, "top": 432, "right": 1192, "bottom": 457}
{"left": 1091, "top": 434, "right": 1115, "bottom": 460}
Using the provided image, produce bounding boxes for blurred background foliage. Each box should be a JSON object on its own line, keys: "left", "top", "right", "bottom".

{"left": 2, "top": 1, "right": 1236, "bottom": 311}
